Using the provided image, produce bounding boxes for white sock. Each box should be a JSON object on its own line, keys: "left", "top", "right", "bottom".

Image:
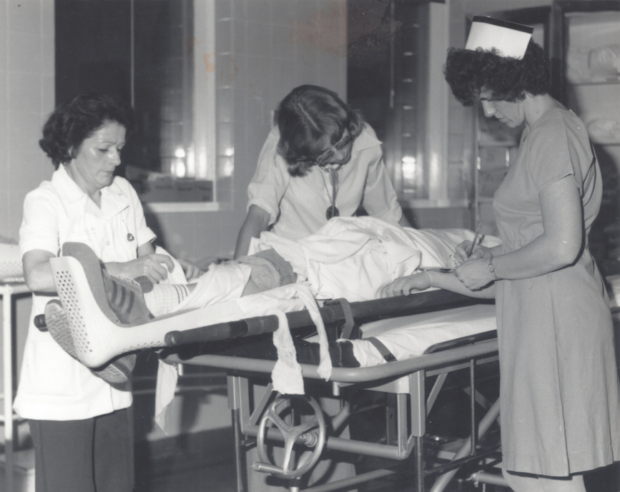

{"left": 143, "top": 284, "right": 191, "bottom": 317}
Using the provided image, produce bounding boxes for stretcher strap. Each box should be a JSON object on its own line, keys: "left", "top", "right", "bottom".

{"left": 334, "top": 298, "right": 357, "bottom": 340}
{"left": 365, "top": 337, "right": 397, "bottom": 362}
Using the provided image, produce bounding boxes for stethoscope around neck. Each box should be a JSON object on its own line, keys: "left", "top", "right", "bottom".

{"left": 319, "top": 166, "right": 340, "bottom": 220}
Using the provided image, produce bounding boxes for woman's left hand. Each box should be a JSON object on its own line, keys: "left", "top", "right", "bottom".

{"left": 177, "top": 258, "right": 204, "bottom": 281}
{"left": 455, "top": 258, "right": 495, "bottom": 290}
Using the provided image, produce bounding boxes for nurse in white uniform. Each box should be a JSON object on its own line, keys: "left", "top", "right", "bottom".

{"left": 17, "top": 93, "right": 200, "bottom": 492}
{"left": 234, "top": 84, "right": 410, "bottom": 258}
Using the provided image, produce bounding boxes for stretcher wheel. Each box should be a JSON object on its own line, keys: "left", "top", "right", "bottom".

{"left": 254, "top": 395, "right": 326, "bottom": 479}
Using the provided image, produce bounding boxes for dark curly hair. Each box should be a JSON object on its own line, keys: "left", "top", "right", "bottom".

{"left": 39, "top": 93, "right": 134, "bottom": 169}
{"left": 275, "top": 85, "right": 364, "bottom": 177}
{"left": 444, "top": 40, "right": 550, "bottom": 106}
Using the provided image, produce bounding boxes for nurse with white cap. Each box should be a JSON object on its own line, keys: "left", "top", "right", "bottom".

{"left": 449, "top": 17, "right": 620, "bottom": 492}
{"left": 384, "top": 15, "right": 620, "bottom": 492}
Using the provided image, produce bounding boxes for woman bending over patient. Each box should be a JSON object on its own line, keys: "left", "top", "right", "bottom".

{"left": 381, "top": 17, "right": 620, "bottom": 492}
{"left": 234, "top": 84, "right": 410, "bottom": 258}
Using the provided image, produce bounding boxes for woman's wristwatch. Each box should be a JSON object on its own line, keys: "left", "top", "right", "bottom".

{"left": 487, "top": 255, "right": 498, "bottom": 280}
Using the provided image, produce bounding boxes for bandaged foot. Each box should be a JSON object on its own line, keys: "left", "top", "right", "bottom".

{"left": 44, "top": 299, "right": 136, "bottom": 389}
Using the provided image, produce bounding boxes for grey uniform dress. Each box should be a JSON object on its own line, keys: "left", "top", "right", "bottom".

{"left": 493, "top": 108, "right": 620, "bottom": 476}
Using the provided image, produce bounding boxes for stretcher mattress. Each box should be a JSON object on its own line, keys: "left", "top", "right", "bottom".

{"left": 350, "top": 303, "right": 497, "bottom": 368}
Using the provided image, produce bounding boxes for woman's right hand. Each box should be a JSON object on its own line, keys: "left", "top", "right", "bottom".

{"left": 234, "top": 205, "right": 271, "bottom": 259}
{"left": 110, "top": 254, "right": 175, "bottom": 284}
{"left": 454, "top": 241, "right": 492, "bottom": 265}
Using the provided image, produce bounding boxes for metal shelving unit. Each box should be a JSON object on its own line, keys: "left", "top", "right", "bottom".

{"left": 0, "top": 282, "right": 31, "bottom": 492}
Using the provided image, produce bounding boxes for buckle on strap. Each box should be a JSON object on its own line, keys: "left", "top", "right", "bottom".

{"left": 366, "top": 337, "right": 397, "bottom": 362}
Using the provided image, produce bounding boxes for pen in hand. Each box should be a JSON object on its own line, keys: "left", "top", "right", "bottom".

{"left": 466, "top": 223, "right": 482, "bottom": 258}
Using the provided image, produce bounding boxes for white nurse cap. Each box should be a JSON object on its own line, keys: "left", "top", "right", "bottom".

{"left": 465, "top": 16, "right": 534, "bottom": 60}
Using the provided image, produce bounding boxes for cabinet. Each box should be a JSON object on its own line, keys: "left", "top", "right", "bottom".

{"left": 558, "top": 3, "right": 620, "bottom": 273}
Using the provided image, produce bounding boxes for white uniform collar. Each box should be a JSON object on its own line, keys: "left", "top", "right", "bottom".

{"left": 52, "top": 165, "right": 129, "bottom": 218}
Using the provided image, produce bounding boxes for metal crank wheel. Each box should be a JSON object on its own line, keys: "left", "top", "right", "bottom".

{"left": 254, "top": 395, "right": 327, "bottom": 479}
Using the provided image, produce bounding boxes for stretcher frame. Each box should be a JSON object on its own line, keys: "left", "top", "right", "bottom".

{"left": 165, "top": 291, "right": 504, "bottom": 492}
{"left": 44, "top": 252, "right": 504, "bottom": 491}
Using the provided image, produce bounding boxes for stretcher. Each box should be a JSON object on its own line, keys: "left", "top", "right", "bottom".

{"left": 44, "top": 251, "right": 508, "bottom": 492}
{"left": 164, "top": 295, "right": 505, "bottom": 492}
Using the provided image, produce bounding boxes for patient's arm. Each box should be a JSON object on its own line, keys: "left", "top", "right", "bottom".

{"left": 379, "top": 271, "right": 495, "bottom": 299}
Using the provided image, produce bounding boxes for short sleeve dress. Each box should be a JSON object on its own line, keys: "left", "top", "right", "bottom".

{"left": 493, "top": 108, "right": 620, "bottom": 476}
{"left": 247, "top": 123, "right": 403, "bottom": 240}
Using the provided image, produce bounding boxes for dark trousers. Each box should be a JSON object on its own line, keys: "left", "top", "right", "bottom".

{"left": 29, "top": 408, "right": 133, "bottom": 492}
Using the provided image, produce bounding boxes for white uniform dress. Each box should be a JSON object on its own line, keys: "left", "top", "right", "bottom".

{"left": 247, "top": 123, "right": 403, "bottom": 240}
{"left": 15, "top": 165, "right": 156, "bottom": 421}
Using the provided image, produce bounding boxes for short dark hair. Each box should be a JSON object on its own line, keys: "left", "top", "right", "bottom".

{"left": 444, "top": 40, "right": 550, "bottom": 106}
{"left": 275, "top": 85, "right": 364, "bottom": 177}
{"left": 39, "top": 93, "right": 134, "bottom": 169}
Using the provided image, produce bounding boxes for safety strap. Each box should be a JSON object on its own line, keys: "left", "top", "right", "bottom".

{"left": 366, "top": 337, "right": 397, "bottom": 362}
{"left": 334, "top": 298, "right": 357, "bottom": 340}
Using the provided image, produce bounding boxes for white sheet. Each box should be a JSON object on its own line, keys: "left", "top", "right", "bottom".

{"left": 349, "top": 303, "right": 497, "bottom": 368}
{"left": 250, "top": 217, "right": 501, "bottom": 302}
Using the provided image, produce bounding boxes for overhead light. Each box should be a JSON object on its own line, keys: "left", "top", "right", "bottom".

{"left": 402, "top": 156, "right": 416, "bottom": 180}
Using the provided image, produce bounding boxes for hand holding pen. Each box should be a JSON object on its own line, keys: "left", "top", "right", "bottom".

{"left": 420, "top": 224, "right": 485, "bottom": 275}
{"left": 454, "top": 223, "right": 486, "bottom": 265}
{"left": 453, "top": 224, "right": 497, "bottom": 290}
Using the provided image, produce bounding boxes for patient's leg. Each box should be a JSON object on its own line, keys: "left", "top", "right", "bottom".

{"left": 46, "top": 243, "right": 297, "bottom": 386}
{"left": 64, "top": 242, "right": 295, "bottom": 321}
{"left": 134, "top": 249, "right": 297, "bottom": 316}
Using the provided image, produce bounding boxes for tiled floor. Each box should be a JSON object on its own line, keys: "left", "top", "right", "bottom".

{"left": 135, "top": 428, "right": 620, "bottom": 492}
{"left": 144, "top": 461, "right": 237, "bottom": 492}
{"left": 133, "top": 427, "right": 507, "bottom": 492}
{"left": 131, "top": 365, "right": 618, "bottom": 492}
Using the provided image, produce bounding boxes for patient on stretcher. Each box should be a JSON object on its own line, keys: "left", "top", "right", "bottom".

{"left": 46, "top": 218, "right": 499, "bottom": 384}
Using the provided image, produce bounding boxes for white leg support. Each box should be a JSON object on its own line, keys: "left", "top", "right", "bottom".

{"left": 49, "top": 255, "right": 244, "bottom": 368}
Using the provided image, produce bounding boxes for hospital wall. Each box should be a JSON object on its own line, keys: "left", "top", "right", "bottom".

{"left": 143, "top": 0, "right": 348, "bottom": 265}
{"left": 147, "top": 0, "right": 554, "bottom": 263}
